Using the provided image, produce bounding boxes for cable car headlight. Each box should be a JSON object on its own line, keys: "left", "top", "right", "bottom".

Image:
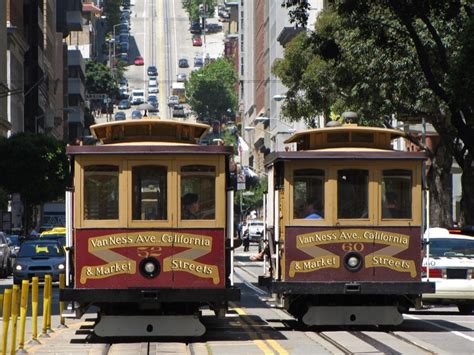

{"left": 344, "top": 252, "right": 363, "bottom": 272}
{"left": 139, "top": 257, "right": 161, "bottom": 279}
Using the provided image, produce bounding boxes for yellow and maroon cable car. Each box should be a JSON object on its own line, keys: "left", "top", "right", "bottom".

{"left": 261, "top": 122, "right": 434, "bottom": 326}
{"left": 61, "top": 118, "right": 239, "bottom": 337}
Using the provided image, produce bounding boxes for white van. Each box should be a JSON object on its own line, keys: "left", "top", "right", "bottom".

{"left": 247, "top": 220, "right": 264, "bottom": 242}
{"left": 131, "top": 89, "right": 145, "bottom": 105}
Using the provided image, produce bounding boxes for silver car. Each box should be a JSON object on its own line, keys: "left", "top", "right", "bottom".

{"left": 0, "top": 231, "right": 12, "bottom": 278}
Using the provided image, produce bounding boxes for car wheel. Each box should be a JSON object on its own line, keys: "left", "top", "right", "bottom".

{"left": 458, "top": 304, "right": 473, "bottom": 315}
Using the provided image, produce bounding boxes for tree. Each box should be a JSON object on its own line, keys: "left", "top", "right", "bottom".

{"left": 85, "top": 61, "right": 119, "bottom": 114}
{"left": 279, "top": 0, "right": 474, "bottom": 226}
{"left": 103, "top": 0, "right": 122, "bottom": 34}
{"left": 186, "top": 58, "right": 238, "bottom": 123}
{"left": 182, "top": 0, "right": 216, "bottom": 21}
{"left": 0, "top": 133, "right": 69, "bottom": 234}
{"left": 85, "top": 61, "right": 118, "bottom": 97}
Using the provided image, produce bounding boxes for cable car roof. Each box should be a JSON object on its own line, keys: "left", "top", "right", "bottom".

{"left": 90, "top": 118, "right": 210, "bottom": 145}
{"left": 284, "top": 124, "right": 406, "bottom": 151}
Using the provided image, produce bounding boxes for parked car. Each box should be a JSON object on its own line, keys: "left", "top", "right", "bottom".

{"left": 134, "top": 55, "right": 144, "bottom": 66}
{"left": 192, "top": 35, "right": 202, "bottom": 46}
{"left": 167, "top": 95, "right": 179, "bottom": 107}
{"left": 206, "top": 23, "right": 222, "bottom": 33}
{"left": 247, "top": 220, "right": 265, "bottom": 243}
{"left": 422, "top": 227, "right": 474, "bottom": 314}
{"left": 147, "top": 96, "right": 159, "bottom": 112}
{"left": 118, "top": 88, "right": 129, "bottom": 100}
{"left": 118, "top": 99, "right": 131, "bottom": 109}
{"left": 7, "top": 234, "right": 21, "bottom": 253}
{"left": 194, "top": 56, "right": 204, "bottom": 68}
{"left": 178, "top": 57, "right": 189, "bottom": 68}
{"left": 117, "top": 53, "right": 128, "bottom": 64}
{"left": 114, "top": 111, "right": 126, "bottom": 121}
{"left": 148, "top": 78, "right": 158, "bottom": 94}
{"left": 12, "top": 239, "right": 65, "bottom": 284}
{"left": 118, "top": 78, "right": 128, "bottom": 88}
{"left": 118, "top": 41, "right": 129, "bottom": 53}
{"left": 177, "top": 73, "right": 187, "bottom": 82}
{"left": 172, "top": 104, "right": 185, "bottom": 118}
{"left": 147, "top": 66, "right": 158, "bottom": 76}
{"left": 147, "top": 93, "right": 158, "bottom": 102}
{"left": 131, "top": 110, "right": 142, "bottom": 119}
{"left": 190, "top": 21, "right": 201, "bottom": 34}
{"left": 0, "top": 231, "right": 12, "bottom": 277}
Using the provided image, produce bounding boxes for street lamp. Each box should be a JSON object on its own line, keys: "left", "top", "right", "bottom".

{"left": 109, "top": 24, "right": 121, "bottom": 74}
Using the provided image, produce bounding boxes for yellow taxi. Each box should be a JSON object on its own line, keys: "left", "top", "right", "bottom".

{"left": 40, "top": 227, "right": 66, "bottom": 248}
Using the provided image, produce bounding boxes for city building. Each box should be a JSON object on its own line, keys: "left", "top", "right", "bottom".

{"left": 0, "top": 0, "right": 10, "bottom": 137}
{"left": 239, "top": 0, "right": 324, "bottom": 173}
{"left": 6, "top": 0, "right": 27, "bottom": 136}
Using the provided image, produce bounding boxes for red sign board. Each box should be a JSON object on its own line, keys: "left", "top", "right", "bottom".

{"left": 283, "top": 227, "right": 422, "bottom": 282}
{"left": 74, "top": 229, "right": 225, "bottom": 289}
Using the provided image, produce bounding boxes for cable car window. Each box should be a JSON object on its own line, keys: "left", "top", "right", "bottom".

{"left": 84, "top": 165, "right": 119, "bottom": 220}
{"left": 181, "top": 165, "right": 215, "bottom": 220}
{"left": 293, "top": 169, "right": 324, "bottom": 219}
{"left": 337, "top": 169, "right": 368, "bottom": 219}
{"left": 382, "top": 169, "right": 412, "bottom": 219}
{"left": 132, "top": 166, "right": 167, "bottom": 220}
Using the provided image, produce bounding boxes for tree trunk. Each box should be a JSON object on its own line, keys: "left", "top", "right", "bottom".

{"left": 459, "top": 153, "right": 474, "bottom": 226}
{"left": 427, "top": 139, "right": 453, "bottom": 228}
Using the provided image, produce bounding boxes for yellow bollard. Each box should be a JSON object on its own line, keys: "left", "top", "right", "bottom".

{"left": 29, "top": 277, "right": 40, "bottom": 345}
{"left": 46, "top": 275, "right": 53, "bottom": 333}
{"left": 2, "top": 289, "right": 12, "bottom": 355}
{"left": 18, "top": 280, "right": 30, "bottom": 351}
{"left": 9, "top": 285, "right": 20, "bottom": 355}
{"left": 0, "top": 293, "right": 3, "bottom": 314}
{"left": 40, "top": 275, "right": 50, "bottom": 337}
{"left": 58, "top": 273, "right": 67, "bottom": 328}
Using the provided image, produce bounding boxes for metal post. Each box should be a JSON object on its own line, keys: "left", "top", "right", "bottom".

{"left": 263, "top": 192, "right": 267, "bottom": 274}
{"left": 65, "top": 189, "right": 73, "bottom": 287}
{"left": 227, "top": 190, "right": 235, "bottom": 286}
{"left": 108, "top": 40, "right": 112, "bottom": 70}
{"left": 274, "top": 190, "right": 280, "bottom": 280}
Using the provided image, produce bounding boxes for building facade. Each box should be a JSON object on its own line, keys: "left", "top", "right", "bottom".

{"left": 240, "top": 0, "right": 323, "bottom": 173}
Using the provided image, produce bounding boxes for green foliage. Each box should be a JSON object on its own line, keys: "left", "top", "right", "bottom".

{"left": 182, "top": 0, "right": 216, "bottom": 21}
{"left": 236, "top": 176, "right": 268, "bottom": 216}
{"left": 0, "top": 133, "right": 69, "bottom": 231}
{"left": 0, "top": 133, "right": 69, "bottom": 205}
{"left": 281, "top": 0, "right": 474, "bottom": 224}
{"left": 186, "top": 58, "right": 238, "bottom": 123}
{"left": 85, "top": 61, "right": 118, "bottom": 98}
{"left": 273, "top": 7, "right": 441, "bottom": 126}
{"left": 103, "top": 0, "right": 122, "bottom": 34}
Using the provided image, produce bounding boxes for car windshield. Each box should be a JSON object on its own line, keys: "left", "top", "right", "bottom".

{"left": 18, "top": 243, "right": 64, "bottom": 257}
{"left": 41, "top": 233, "right": 66, "bottom": 246}
{"left": 8, "top": 236, "right": 21, "bottom": 246}
{"left": 427, "top": 238, "right": 474, "bottom": 257}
